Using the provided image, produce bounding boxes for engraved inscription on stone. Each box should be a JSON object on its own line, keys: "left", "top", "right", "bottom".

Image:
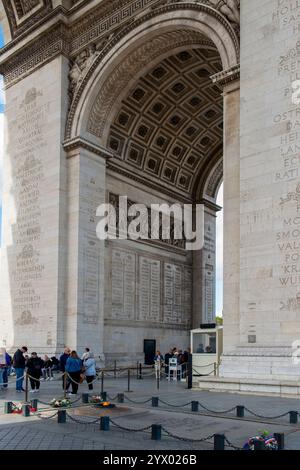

{"left": 163, "top": 263, "right": 191, "bottom": 326}
{"left": 112, "top": 250, "right": 136, "bottom": 320}
{"left": 138, "top": 257, "right": 160, "bottom": 322}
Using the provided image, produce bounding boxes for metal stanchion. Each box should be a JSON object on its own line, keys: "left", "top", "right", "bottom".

{"left": 102, "top": 391, "right": 107, "bottom": 401}
{"left": 289, "top": 411, "right": 298, "bottom": 424}
{"left": 214, "top": 434, "right": 225, "bottom": 450}
{"left": 101, "top": 371, "right": 104, "bottom": 395}
{"left": 63, "top": 372, "right": 67, "bottom": 398}
{"left": 191, "top": 401, "right": 199, "bottom": 412}
{"left": 4, "top": 402, "right": 13, "bottom": 414}
{"left": 57, "top": 410, "right": 66, "bottom": 423}
{"left": 139, "top": 363, "right": 143, "bottom": 380}
{"left": 117, "top": 393, "right": 124, "bottom": 403}
{"left": 187, "top": 353, "right": 192, "bottom": 389}
{"left": 114, "top": 361, "right": 117, "bottom": 379}
{"left": 236, "top": 406, "right": 245, "bottom": 418}
{"left": 100, "top": 416, "right": 110, "bottom": 431}
{"left": 156, "top": 374, "right": 160, "bottom": 390}
{"left": 151, "top": 424, "right": 162, "bottom": 441}
{"left": 136, "top": 361, "right": 139, "bottom": 380}
{"left": 274, "top": 433, "right": 285, "bottom": 450}
{"left": 214, "top": 362, "right": 217, "bottom": 376}
{"left": 82, "top": 393, "right": 89, "bottom": 404}
{"left": 22, "top": 404, "right": 30, "bottom": 417}
{"left": 25, "top": 372, "right": 29, "bottom": 403}
{"left": 126, "top": 369, "right": 132, "bottom": 392}
{"left": 152, "top": 397, "right": 159, "bottom": 407}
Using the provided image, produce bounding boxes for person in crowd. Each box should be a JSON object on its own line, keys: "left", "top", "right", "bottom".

{"left": 65, "top": 351, "right": 82, "bottom": 395}
{"left": 26, "top": 352, "right": 44, "bottom": 393}
{"left": 2, "top": 352, "right": 12, "bottom": 389}
{"left": 0, "top": 348, "right": 7, "bottom": 391}
{"left": 154, "top": 351, "right": 164, "bottom": 379}
{"left": 13, "top": 346, "right": 28, "bottom": 392}
{"left": 83, "top": 352, "right": 96, "bottom": 391}
{"left": 81, "top": 347, "right": 90, "bottom": 361}
{"left": 50, "top": 356, "right": 60, "bottom": 372}
{"left": 196, "top": 343, "right": 204, "bottom": 353}
{"left": 164, "top": 348, "right": 173, "bottom": 378}
{"left": 60, "top": 347, "right": 71, "bottom": 391}
{"left": 42, "top": 355, "right": 54, "bottom": 380}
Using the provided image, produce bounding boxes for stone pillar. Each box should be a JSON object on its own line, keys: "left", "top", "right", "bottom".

{"left": 193, "top": 201, "right": 219, "bottom": 328}
{"left": 63, "top": 137, "right": 112, "bottom": 357}
{"left": 0, "top": 56, "right": 69, "bottom": 354}
{"left": 221, "top": 79, "right": 241, "bottom": 355}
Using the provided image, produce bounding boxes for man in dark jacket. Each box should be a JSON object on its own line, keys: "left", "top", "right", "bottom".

{"left": 26, "top": 353, "right": 44, "bottom": 392}
{"left": 13, "top": 346, "right": 27, "bottom": 392}
{"left": 60, "top": 348, "right": 71, "bottom": 391}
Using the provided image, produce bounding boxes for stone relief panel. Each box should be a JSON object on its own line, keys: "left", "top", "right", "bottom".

{"left": 110, "top": 247, "right": 192, "bottom": 327}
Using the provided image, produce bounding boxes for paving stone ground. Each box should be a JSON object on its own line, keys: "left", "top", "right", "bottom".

{"left": 1, "top": 373, "right": 300, "bottom": 450}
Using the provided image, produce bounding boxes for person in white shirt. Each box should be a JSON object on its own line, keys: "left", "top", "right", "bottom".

{"left": 83, "top": 352, "right": 96, "bottom": 390}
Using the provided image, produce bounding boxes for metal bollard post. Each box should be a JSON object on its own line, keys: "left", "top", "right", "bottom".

{"left": 139, "top": 363, "right": 143, "bottom": 380}
{"left": 126, "top": 369, "right": 132, "bottom": 392}
{"left": 151, "top": 424, "right": 162, "bottom": 441}
{"left": 157, "top": 375, "right": 160, "bottom": 390}
{"left": 187, "top": 353, "right": 192, "bottom": 389}
{"left": 63, "top": 373, "right": 67, "bottom": 398}
{"left": 136, "top": 361, "right": 139, "bottom": 379}
{"left": 236, "top": 405, "right": 245, "bottom": 418}
{"left": 30, "top": 399, "right": 38, "bottom": 411}
{"left": 114, "top": 361, "right": 117, "bottom": 379}
{"left": 25, "top": 373, "right": 29, "bottom": 403}
{"left": 274, "top": 433, "right": 285, "bottom": 450}
{"left": 82, "top": 393, "right": 89, "bottom": 404}
{"left": 191, "top": 401, "right": 199, "bottom": 412}
{"left": 57, "top": 409, "right": 66, "bottom": 423}
{"left": 214, "top": 363, "right": 217, "bottom": 377}
{"left": 100, "top": 416, "right": 110, "bottom": 431}
{"left": 22, "top": 404, "right": 30, "bottom": 417}
{"left": 289, "top": 411, "right": 298, "bottom": 424}
{"left": 101, "top": 391, "right": 107, "bottom": 401}
{"left": 152, "top": 396, "right": 159, "bottom": 407}
{"left": 117, "top": 393, "right": 124, "bottom": 403}
{"left": 4, "top": 402, "right": 13, "bottom": 414}
{"left": 101, "top": 371, "right": 104, "bottom": 395}
{"left": 214, "top": 434, "right": 225, "bottom": 450}
{"left": 253, "top": 440, "right": 266, "bottom": 450}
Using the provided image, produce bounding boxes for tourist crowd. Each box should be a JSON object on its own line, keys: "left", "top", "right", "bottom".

{"left": 0, "top": 346, "right": 96, "bottom": 396}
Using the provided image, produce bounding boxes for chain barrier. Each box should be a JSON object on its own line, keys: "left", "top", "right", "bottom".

{"left": 66, "top": 412, "right": 101, "bottom": 425}
{"left": 107, "top": 394, "right": 119, "bottom": 401}
{"left": 243, "top": 407, "right": 291, "bottom": 420}
{"left": 123, "top": 395, "right": 153, "bottom": 404}
{"left": 198, "top": 404, "right": 237, "bottom": 415}
{"left": 34, "top": 411, "right": 59, "bottom": 421}
{"left": 0, "top": 375, "right": 25, "bottom": 386}
{"left": 110, "top": 418, "right": 152, "bottom": 433}
{"left": 162, "top": 428, "right": 215, "bottom": 443}
{"left": 159, "top": 398, "right": 192, "bottom": 408}
{"left": 224, "top": 437, "right": 244, "bottom": 450}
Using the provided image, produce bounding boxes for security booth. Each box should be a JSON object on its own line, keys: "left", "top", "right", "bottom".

{"left": 190, "top": 325, "right": 223, "bottom": 377}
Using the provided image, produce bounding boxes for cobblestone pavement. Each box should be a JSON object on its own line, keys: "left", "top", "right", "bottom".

{"left": 1, "top": 373, "right": 300, "bottom": 450}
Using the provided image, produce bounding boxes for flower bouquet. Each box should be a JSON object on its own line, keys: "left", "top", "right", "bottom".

{"left": 11, "top": 402, "right": 23, "bottom": 414}
{"left": 50, "top": 398, "right": 71, "bottom": 408}
{"left": 243, "top": 430, "right": 279, "bottom": 450}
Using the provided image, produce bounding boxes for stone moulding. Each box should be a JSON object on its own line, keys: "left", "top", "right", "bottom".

{"left": 211, "top": 63, "right": 240, "bottom": 88}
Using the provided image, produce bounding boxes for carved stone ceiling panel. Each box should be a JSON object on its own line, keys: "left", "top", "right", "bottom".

{"left": 107, "top": 47, "right": 223, "bottom": 198}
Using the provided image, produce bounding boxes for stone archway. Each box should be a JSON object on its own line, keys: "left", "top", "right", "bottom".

{"left": 63, "top": 3, "right": 240, "bottom": 363}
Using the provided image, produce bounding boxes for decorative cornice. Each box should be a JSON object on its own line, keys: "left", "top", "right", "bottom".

{"left": 211, "top": 63, "right": 240, "bottom": 88}
{"left": 63, "top": 136, "right": 114, "bottom": 159}
{"left": 0, "top": 22, "right": 69, "bottom": 88}
{"left": 3, "top": 0, "right": 53, "bottom": 39}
